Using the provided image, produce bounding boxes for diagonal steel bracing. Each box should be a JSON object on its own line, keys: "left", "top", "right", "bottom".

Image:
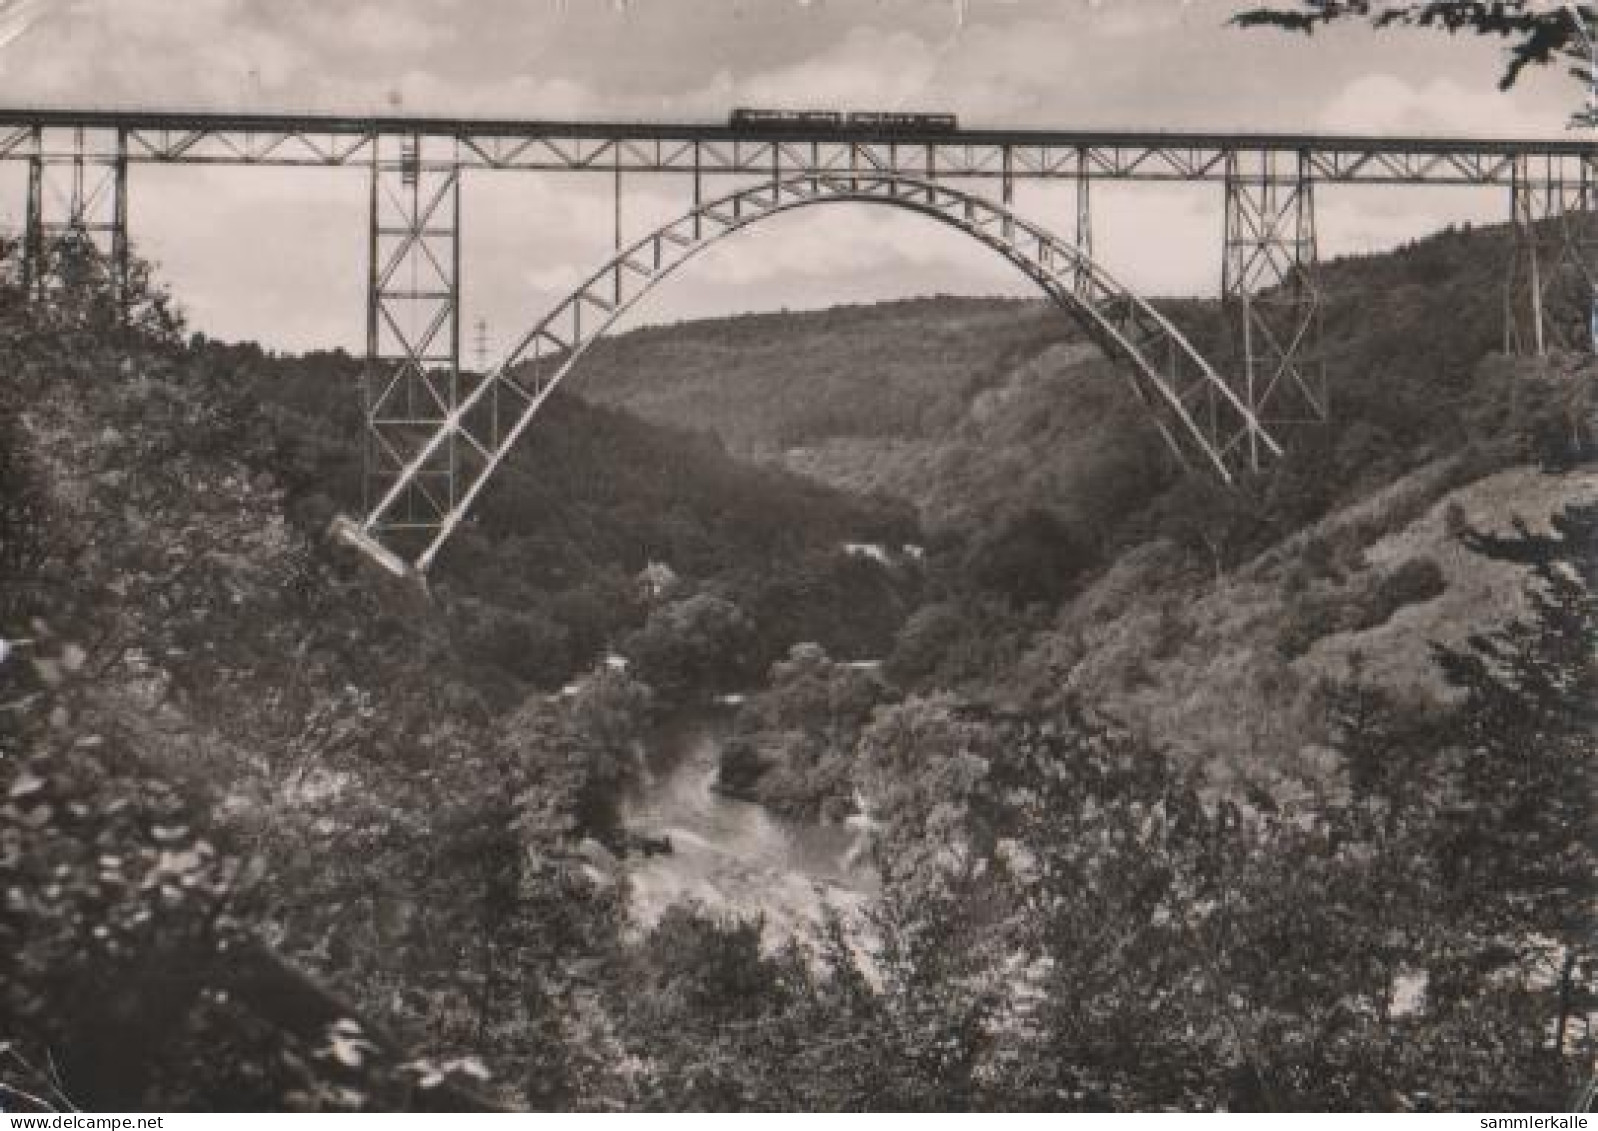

{"left": 1505, "top": 152, "right": 1598, "bottom": 356}
{"left": 9, "top": 109, "right": 1598, "bottom": 189}
{"left": 364, "top": 133, "right": 462, "bottom": 536}
{"left": 349, "top": 173, "right": 1278, "bottom": 574}
{"left": 1222, "top": 149, "right": 1326, "bottom": 470}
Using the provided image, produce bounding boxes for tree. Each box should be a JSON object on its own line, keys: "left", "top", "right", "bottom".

{"left": 717, "top": 642, "right": 890, "bottom": 818}
{"left": 1426, "top": 507, "right": 1596, "bottom": 1060}
{"left": 502, "top": 664, "right": 652, "bottom": 843}
{"left": 965, "top": 505, "right": 1097, "bottom": 607}
{"left": 1299, "top": 504, "right": 1598, "bottom": 1107}
{"left": 621, "top": 592, "right": 757, "bottom": 701}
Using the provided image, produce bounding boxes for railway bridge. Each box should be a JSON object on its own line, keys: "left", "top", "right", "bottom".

{"left": 3, "top": 108, "right": 1594, "bottom": 573}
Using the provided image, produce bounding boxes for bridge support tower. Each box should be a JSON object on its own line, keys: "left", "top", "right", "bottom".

{"left": 364, "top": 133, "right": 463, "bottom": 543}
{"left": 1504, "top": 153, "right": 1598, "bottom": 356}
{"left": 1221, "top": 148, "right": 1325, "bottom": 470}
{"left": 21, "top": 125, "right": 128, "bottom": 306}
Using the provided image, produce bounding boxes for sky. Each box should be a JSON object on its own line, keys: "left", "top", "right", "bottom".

{"left": 0, "top": 0, "right": 1586, "bottom": 354}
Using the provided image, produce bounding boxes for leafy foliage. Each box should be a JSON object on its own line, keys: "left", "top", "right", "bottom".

{"left": 3, "top": 214, "right": 1593, "bottom": 1114}
{"left": 716, "top": 642, "right": 893, "bottom": 818}
{"left": 621, "top": 592, "right": 757, "bottom": 702}
{"left": 1277, "top": 554, "right": 1447, "bottom": 656}
{"left": 1233, "top": 2, "right": 1597, "bottom": 105}
{"left": 1432, "top": 507, "right": 1596, "bottom": 963}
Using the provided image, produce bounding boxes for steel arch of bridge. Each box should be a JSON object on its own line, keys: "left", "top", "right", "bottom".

{"left": 351, "top": 172, "right": 1280, "bottom": 574}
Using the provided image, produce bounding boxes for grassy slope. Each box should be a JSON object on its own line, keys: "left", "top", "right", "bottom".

{"left": 1017, "top": 460, "right": 1598, "bottom": 792}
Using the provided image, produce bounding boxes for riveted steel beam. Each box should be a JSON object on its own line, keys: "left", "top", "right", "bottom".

{"left": 2, "top": 108, "right": 1596, "bottom": 187}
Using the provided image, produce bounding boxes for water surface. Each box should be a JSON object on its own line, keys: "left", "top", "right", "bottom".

{"left": 620, "top": 709, "right": 876, "bottom": 943}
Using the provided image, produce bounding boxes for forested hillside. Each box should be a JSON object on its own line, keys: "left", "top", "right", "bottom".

{"left": 1, "top": 226, "right": 1592, "bottom": 1112}
{"left": 0, "top": 244, "right": 920, "bottom": 1108}
{"left": 581, "top": 222, "right": 1557, "bottom": 545}
{"left": 574, "top": 296, "right": 1063, "bottom": 451}
{"left": 197, "top": 335, "right": 918, "bottom": 696}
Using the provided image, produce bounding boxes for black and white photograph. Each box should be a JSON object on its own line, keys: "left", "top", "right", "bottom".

{"left": 0, "top": 0, "right": 1593, "bottom": 1114}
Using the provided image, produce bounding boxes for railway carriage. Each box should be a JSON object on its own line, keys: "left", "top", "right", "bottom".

{"left": 729, "top": 108, "right": 958, "bottom": 133}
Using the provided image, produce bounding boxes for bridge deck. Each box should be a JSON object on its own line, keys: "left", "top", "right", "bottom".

{"left": 0, "top": 107, "right": 1592, "bottom": 184}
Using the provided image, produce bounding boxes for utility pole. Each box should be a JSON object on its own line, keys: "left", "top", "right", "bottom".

{"left": 474, "top": 317, "right": 490, "bottom": 373}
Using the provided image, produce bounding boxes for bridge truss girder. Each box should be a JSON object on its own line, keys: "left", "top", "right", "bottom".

{"left": 7, "top": 110, "right": 1594, "bottom": 191}
{"left": 352, "top": 173, "right": 1279, "bottom": 574}
{"left": 1505, "top": 153, "right": 1598, "bottom": 357}
{"left": 1222, "top": 150, "right": 1326, "bottom": 468}
{"left": 20, "top": 125, "right": 128, "bottom": 305}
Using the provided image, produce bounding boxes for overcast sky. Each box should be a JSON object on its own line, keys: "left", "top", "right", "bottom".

{"left": 0, "top": 0, "right": 1584, "bottom": 354}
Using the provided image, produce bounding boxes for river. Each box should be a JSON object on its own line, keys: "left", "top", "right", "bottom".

{"left": 619, "top": 707, "right": 877, "bottom": 944}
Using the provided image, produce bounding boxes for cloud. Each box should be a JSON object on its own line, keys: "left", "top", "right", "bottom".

{"left": 459, "top": 173, "right": 1025, "bottom": 353}
{"left": 298, "top": 4, "right": 447, "bottom": 57}
{"left": 0, "top": 0, "right": 311, "bottom": 108}
{"left": 734, "top": 25, "right": 941, "bottom": 110}
{"left": 316, "top": 69, "right": 607, "bottom": 117}
{"left": 1318, "top": 73, "right": 1563, "bottom": 136}
{"left": 500, "top": 176, "right": 1012, "bottom": 294}
{"left": 682, "top": 203, "right": 1014, "bottom": 286}
{"left": 131, "top": 163, "right": 367, "bottom": 350}
{"left": 0, "top": 0, "right": 1577, "bottom": 350}
{"left": 0, "top": 0, "right": 57, "bottom": 56}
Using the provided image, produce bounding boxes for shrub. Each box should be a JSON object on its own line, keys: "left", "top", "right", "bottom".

{"left": 622, "top": 592, "right": 758, "bottom": 702}
{"left": 1277, "top": 557, "right": 1446, "bottom": 658}
{"left": 965, "top": 506, "right": 1098, "bottom": 607}
{"left": 714, "top": 733, "right": 768, "bottom": 798}
{"left": 456, "top": 601, "right": 573, "bottom": 691}
{"left": 1277, "top": 591, "right": 1348, "bottom": 658}
{"left": 1370, "top": 556, "right": 1447, "bottom": 619}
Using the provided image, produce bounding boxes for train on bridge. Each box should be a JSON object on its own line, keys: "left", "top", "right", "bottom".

{"left": 729, "top": 108, "right": 958, "bottom": 133}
